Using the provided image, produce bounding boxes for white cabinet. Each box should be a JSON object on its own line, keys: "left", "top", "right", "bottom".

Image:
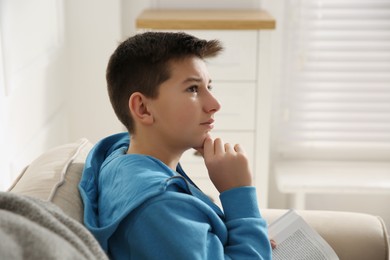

{"left": 136, "top": 9, "right": 276, "bottom": 207}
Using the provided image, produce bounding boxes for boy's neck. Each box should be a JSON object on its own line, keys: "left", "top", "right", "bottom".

{"left": 127, "top": 135, "right": 182, "bottom": 171}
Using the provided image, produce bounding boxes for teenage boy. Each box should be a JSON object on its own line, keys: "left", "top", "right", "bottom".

{"left": 79, "top": 31, "right": 272, "bottom": 259}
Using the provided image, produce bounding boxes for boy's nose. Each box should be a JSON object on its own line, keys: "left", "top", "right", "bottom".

{"left": 205, "top": 92, "right": 221, "bottom": 113}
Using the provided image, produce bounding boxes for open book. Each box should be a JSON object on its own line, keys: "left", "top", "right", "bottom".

{"left": 268, "top": 209, "right": 339, "bottom": 260}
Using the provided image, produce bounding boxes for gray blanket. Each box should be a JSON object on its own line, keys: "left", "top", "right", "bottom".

{"left": 0, "top": 191, "right": 107, "bottom": 260}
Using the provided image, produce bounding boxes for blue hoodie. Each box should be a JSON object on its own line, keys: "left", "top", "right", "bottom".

{"left": 79, "top": 132, "right": 272, "bottom": 259}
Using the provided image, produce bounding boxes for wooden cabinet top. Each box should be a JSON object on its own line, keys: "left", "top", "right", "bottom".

{"left": 136, "top": 9, "right": 276, "bottom": 30}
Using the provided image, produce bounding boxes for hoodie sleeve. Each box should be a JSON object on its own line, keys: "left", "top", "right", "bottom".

{"left": 113, "top": 186, "right": 272, "bottom": 259}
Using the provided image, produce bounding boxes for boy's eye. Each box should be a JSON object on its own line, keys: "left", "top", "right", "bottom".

{"left": 187, "top": 86, "right": 198, "bottom": 93}
{"left": 207, "top": 85, "right": 213, "bottom": 91}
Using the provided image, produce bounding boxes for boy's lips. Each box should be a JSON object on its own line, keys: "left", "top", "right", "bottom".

{"left": 201, "top": 119, "right": 215, "bottom": 129}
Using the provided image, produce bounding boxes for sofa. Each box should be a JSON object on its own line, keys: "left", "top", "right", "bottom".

{"left": 5, "top": 138, "right": 390, "bottom": 260}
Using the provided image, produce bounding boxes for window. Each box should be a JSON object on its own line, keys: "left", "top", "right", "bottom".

{"left": 276, "top": 0, "right": 390, "bottom": 162}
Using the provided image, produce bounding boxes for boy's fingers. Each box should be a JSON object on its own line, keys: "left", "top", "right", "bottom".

{"left": 203, "top": 137, "right": 213, "bottom": 158}
{"left": 234, "top": 143, "right": 245, "bottom": 154}
{"left": 214, "top": 138, "right": 224, "bottom": 155}
{"left": 270, "top": 239, "right": 277, "bottom": 249}
{"left": 224, "top": 143, "right": 234, "bottom": 153}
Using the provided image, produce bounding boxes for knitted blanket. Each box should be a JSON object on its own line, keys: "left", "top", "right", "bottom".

{"left": 0, "top": 191, "right": 107, "bottom": 260}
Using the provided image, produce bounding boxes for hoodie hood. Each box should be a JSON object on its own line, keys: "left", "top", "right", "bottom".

{"left": 79, "top": 133, "right": 130, "bottom": 250}
{"left": 78, "top": 132, "right": 195, "bottom": 251}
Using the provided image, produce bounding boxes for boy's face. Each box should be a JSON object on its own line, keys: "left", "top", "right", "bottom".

{"left": 148, "top": 56, "right": 221, "bottom": 152}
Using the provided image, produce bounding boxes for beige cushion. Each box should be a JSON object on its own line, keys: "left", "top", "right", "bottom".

{"left": 7, "top": 138, "right": 93, "bottom": 223}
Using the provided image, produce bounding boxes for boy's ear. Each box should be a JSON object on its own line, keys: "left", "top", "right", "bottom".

{"left": 128, "top": 92, "right": 154, "bottom": 125}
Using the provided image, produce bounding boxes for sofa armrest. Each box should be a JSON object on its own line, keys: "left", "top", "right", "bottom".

{"left": 262, "top": 209, "right": 389, "bottom": 260}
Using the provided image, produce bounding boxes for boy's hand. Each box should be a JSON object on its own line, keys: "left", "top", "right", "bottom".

{"left": 270, "top": 239, "right": 277, "bottom": 249}
{"left": 201, "top": 137, "right": 253, "bottom": 193}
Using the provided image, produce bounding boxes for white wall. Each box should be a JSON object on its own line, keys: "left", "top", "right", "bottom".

{"left": 0, "top": 0, "right": 124, "bottom": 189}
{"left": 0, "top": 0, "right": 69, "bottom": 189}
{"left": 66, "top": 0, "right": 123, "bottom": 144}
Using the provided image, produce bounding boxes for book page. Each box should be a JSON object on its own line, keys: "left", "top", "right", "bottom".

{"left": 268, "top": 209, "right": 339, "bottom": 260}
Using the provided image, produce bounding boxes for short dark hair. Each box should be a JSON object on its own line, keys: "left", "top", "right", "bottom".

{"left": 106, "top": 31, "right": 223, "bottom": 133}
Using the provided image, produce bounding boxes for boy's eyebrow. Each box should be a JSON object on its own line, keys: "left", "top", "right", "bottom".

{"left": 183, "top": 77, "right": 212, "bottom": 84}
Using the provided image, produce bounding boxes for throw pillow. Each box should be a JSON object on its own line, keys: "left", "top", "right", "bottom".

{"left": 7, "top": 138, "right": 93, "bottom": 223}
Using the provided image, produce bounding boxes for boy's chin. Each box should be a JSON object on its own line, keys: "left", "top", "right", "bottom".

{"left": 192, "top": 134, "right": 211, "bottom": 151}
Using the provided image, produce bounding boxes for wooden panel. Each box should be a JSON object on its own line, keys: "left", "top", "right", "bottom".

{"left": 136, "top": 9, "right": 276, "bottom": 30}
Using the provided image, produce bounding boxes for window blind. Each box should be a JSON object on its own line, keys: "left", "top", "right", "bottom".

{"left": 277, "top": 0, "right": 390, "bottom": 161}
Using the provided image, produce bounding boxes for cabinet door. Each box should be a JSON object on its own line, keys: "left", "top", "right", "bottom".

{"left": 212, "top": 82, "right": 256, "bottom": 131}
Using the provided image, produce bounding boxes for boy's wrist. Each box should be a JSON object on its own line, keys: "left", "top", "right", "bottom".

{"left": 219, "top": 186, "right": 261, "bottom": 221}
